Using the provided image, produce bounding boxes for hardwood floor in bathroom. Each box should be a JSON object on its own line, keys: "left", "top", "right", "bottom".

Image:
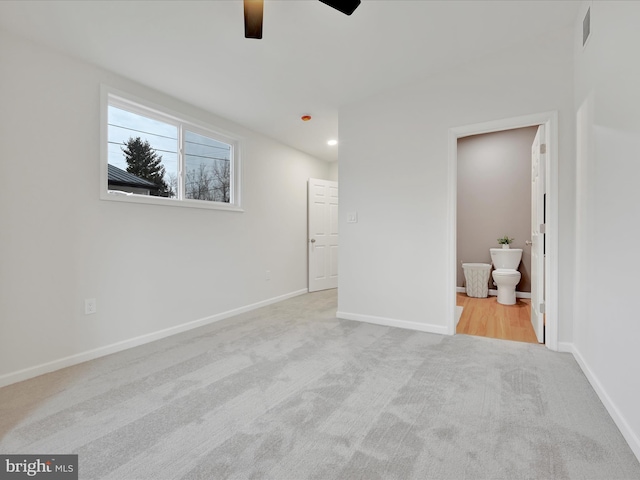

{"left": 456, "top": 292, "right": 539, "bottom": 344}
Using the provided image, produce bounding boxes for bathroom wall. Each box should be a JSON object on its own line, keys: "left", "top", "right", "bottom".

{"left": 457, "top": 127, "right": 537, "bottom": 293}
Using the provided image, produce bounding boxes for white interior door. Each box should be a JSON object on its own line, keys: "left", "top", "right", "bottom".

{"left": 530, "top": 125, "right": 545, "bottom": 343}
{"left": 308, "top": 178, "right": 339, "bottom": 292}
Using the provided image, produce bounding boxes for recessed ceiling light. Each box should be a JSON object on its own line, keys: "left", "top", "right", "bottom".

{"left": 327, "top": 139, "right": 338, "bottom": 146}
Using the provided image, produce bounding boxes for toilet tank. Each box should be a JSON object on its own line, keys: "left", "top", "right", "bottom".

{"left": 489, "top": 248, "right": 523, "bottom": 269}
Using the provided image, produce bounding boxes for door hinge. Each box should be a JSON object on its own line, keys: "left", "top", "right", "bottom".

{"left": 539, "top": 303, "right": 546, "bottom": 314}
{"left": 540, "top": 143, "right": 547, "bottom": 154}
{"left": 540, "top": 223, "right": 546, "bottom": 234}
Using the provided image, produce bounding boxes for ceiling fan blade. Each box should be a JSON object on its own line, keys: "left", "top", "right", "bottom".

{"left": 244, "top": 0, "right": 264, "bottom": 39}
{"left": 319, "top": 0, "right": 361, "bottom": 16}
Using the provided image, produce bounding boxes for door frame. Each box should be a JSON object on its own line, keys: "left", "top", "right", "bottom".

{"left": 446, "top": 111, "right": 559, "bottom": 350}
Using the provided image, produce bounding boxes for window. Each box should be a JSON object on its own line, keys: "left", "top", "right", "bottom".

{"left": 101, "top": 86, "right": 241, "bottom": 211}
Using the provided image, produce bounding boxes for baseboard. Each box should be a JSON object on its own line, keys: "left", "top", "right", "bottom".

{"left": 570, "top": 344, "right": 640, "bottom": 462}
{"left": 456, "top": 286, "right": 532, "bottom": 299}
{"left": 494, "top": 289, "right": 532, "bottom": 299}
{"left": 556, "top": 341, "right": 574, "bottom": 353}
{"left": 455, "top": 306, "right": 463, "bottom": 326}
{"left": 0, "top": 288, "right": 308, "bottom": 388}
{"left": 336, "top": 311, "right": 449, "bottom": 335}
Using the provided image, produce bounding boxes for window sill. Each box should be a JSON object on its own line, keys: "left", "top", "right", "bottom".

{"left": 100, "top": 190, "right": 244, "bottom": 212}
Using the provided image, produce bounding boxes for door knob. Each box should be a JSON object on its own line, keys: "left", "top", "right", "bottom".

{"left": 310, "top": 238, "right": 316, "bottom": 243}
{"left": 525, "top": 240, "right": 532, "bottom": 246}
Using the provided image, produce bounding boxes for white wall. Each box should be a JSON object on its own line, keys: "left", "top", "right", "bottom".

{"left": 573, "top": 1, "right": 640, "bottom": 459}
{"left": 328, "top": 161, "right": 339, "bottom": 182}
{"left": 337, "top": 29, "right": 575, "bottom": 338}
{"left": 0, "top": 29, "right": 330, "bottom": 384}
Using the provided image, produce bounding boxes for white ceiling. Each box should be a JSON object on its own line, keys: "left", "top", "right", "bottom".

{"left": 0, "top": 0, "right": 580, "bottom": 162}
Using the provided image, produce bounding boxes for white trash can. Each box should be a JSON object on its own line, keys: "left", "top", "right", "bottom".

{"left": 462, "top": 263, "right": 492, "bottom": 298}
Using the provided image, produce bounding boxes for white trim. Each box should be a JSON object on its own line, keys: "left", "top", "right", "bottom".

{"left": 571, "top": 345, "right": 640, "bottom": 461}
{"left": 337, "top": 311, "right": 449, "bottom": 336}
{"left": 0, "top": 289, "right": 307, "bottom": 388}
{"left": 455, "top": 306, "right": 463, "bottom": 326}
{"left": 490, "top": 289, "right": 531, "bottom": 299}
{"left": 455, "top": 286, "right": 531, "bottom": 299}
{"left": 545, "top": 112, "right": 560, "bottom": 351}
{"left": 446, "top": 130, "right": 458, "bottom": 335}
{"left": 100, "top": 191, "right": 245, "bottom": 212}
{"left": 448, "top": 111, "right": 559, "bottom": 350}
{"left": 556, "top": 341, "right": 574, "bottom": 353}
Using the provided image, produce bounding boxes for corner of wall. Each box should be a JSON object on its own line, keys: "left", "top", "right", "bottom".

{"left": 570, "top": 344, "right": 640, "bottom": 462}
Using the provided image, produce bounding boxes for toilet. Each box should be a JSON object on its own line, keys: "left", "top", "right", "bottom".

{"left": 489, "top": 248, "right": 523, "bottom": 305}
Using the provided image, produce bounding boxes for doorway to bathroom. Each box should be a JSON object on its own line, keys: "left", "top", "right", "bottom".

{"left": 456, "top": 126, "right": 538, "bottom": 343}
{"left": 447, "top": 112, "right": 558, "bottom": 349}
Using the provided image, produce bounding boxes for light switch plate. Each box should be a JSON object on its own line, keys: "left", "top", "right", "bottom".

{"left": 347, "top": 212, "right": 358, "bottom": 223}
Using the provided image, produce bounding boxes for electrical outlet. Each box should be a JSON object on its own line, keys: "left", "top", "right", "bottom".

{"left": 85, "top": 298, "right": 97, "bottom": 315}
{"left": 265, "top": 270, "right": 271, "bottom": 281}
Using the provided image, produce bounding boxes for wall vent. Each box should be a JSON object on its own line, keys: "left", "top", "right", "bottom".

{"left": 582, "top": 7, "right": 591, "bottom": 47}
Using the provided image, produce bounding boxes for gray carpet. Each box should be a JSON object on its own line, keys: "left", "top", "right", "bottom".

{"left": 1, "top": 290, "right": 639, "bottom": 480}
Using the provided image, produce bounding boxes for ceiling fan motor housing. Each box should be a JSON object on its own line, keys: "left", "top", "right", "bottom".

{"left": 244, "top": 0, "right": 361, "bottom": 39}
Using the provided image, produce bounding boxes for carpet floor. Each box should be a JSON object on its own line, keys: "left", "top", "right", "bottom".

{"left": 1, "top": 289, "right": 639, "bottom": 479}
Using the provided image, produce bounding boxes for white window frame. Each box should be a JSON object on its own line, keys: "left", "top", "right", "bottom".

{"left": 100, "top": 85, "right": 243, "bottom": 211}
